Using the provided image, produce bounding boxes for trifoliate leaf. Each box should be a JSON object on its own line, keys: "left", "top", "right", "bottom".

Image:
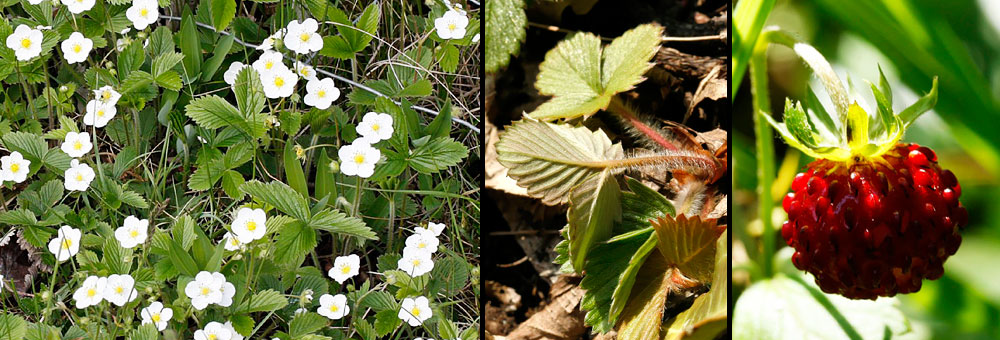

{"left": 485, "top": 0, "right": 526, "bottom": 72}
{"left": 495, "top": 119, "right": 624, "bottom": 205}
{"left": 529, "top": 23, "right": 662, "bottom": 120}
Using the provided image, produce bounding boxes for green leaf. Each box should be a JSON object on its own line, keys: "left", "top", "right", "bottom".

{"left": 566, "top": 170, "right": 620, "bottom": 272}
{"left": 229, "top": 315, "right": 254, "bottom": 337}
{"left": 429, "top": 256, "right": 469, "bottom": 297}
{"left": 288, "top": 312, "right": 329, "bottom": 338}
{"left": 0, "top": 208, "right": 38, "bottom": 226}
{"left": 783, "top": 98, "right": 817, "bottom": 147}
{"left": 272, "top": 221, "right": 316, "bottom": 266}
{"left": 620, "top": 177, "right": 674, "bottom": 232}
{"left": 407, "top": 137, "right": 468, "bottom": 174}
{"left": 308, "top": 209, "right": 376, "bottom": 240}
{"left": 396, "top": 79, "right": 432, "bottom": 98}
{"left": 485, "top": 0, "right": 526, "bottom": 72}
{"left": 580, "top": 228, "right": 654, "bottom": 333}
{"left": 374, "top": 309, "right": 401, "bottom": 336}
{"left": 172, "top": 215, "right": 197, "bottom": 251}
{"left": 120, "top": 189, "right": 149, "bottom": 209}
{"left": 651, "top": 215, "right": 722, "bottom": 284}
{"left": 155, "top": 71, "right": 183, "bottom": 91}
{"left": 283, "top": 138, "right": 308, "bottom": 198}
{"left": 119, "top": 70, "right": 154, "bottom": 94}
{"left": 355, "top": 319, "right": 376, "bottom": 340}
{"left": 167, "top": 238, "right": 199, "bottom": 276}
{"left": 0, "top": 313, "right": 27, "bottom": 340}
{"left": 2, "top": 131, "right": 47, "bottom": 163}
{"left": 424, "top": 101, "right": 453, "bottom": 139}
{"left": 153, "top": 52, "right": 185, "bottom": 76}
{"left": 898, "top": 77, "right": 938, "bottom": 129}
{"left": 732, "top": 0, "right": 777, "bottom": 96}
{"left": 185, "top": 95, "right": 267, "bottom": 139}
{"left": 664, "top": 230, "right": 727, "bottom": 340}
{"left": 337, "top": 2, "right": 380, "bottom": 52}
{"left": 438, "top": 44, "right": 459, "bottom": 73}
{"left": 438, "top": 318, "right": 459, "bottom": 340}
{"left": 607, "top": 229, "right": 657, "bottom": 326}
{"left": 529, "top": 24, "right": 663, "bottom": 120}
{"left": 234, "top": 67, "right": 266, "bottom": 118}
{"left": 150, "top": 26, "right": 175, "bottom": 57}
{"left": 201, "top": 34, "right": 234, "bottom": 82}
{"left": 117, "top": 40, "right": 145, "bottom": 80}
{"left": 360, "top": 291, "right": 397, "bottom": 311}
{"left": 319, "top": 35, "right": 354, "bottom": 59}
{"left": 129, "top": 323, "right": 158, "bottom": 340}
{"left": 179, "top": 13, "right": 203, "bottom": 81}
{"left": 733, "top": 273, "right": 913, "bottom": 340}
{"left": 495, "top": 119, "right": 624, "bottom": 205}
{"left": 235, "top": 289, "right": 289, "bottom": 313}
{"left": 210, "top": 0, "right": 236, "bottom": 31}
{"left": 240, "top": 180, "right": 311, "bottom": 221}
{"left": 221, "top": 170, "right": 246, "bottom": 199}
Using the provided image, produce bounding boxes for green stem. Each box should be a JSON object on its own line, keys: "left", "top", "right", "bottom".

{"left": 750, "top": 33, "right": 776, "bottom": 278}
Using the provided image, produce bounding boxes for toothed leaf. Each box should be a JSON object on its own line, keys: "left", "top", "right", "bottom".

{"left": 567, "top": 170, "right": 621, "bottom": 272}
{"left": 899, "top": 77, "right": 938, "bottom": 129}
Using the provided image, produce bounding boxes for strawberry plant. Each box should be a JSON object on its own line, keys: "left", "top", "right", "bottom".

{"left": 495, "top": 23, "right": 728, "bottom": 340}
{"left": 0, "top": 0, "right": 479, "bottom": 339}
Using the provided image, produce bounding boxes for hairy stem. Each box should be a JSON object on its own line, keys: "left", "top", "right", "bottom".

{"left": 607, "top": 97, "right": 679, "bottom": 151}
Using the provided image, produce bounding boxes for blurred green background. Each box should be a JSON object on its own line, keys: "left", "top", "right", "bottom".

{"left": 734, "top": 0, "right": 1000, "bottom": 339}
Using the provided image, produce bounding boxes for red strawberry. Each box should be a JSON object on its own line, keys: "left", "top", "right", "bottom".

{"left": 761, "top": 54, "right": 961, "bottom": 299}
{"left": 781, "top": 143, "right": 966, "bottom": 299}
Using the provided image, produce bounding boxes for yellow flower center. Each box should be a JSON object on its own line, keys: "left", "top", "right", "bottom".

{"left": 448, "top": 23, "right": 456, "bottom": 31}
{"left": 330, "top": 304, "right": 339, "bottom": 312}
{"left": 10, "top": 163, "right": 18, "bottom": 173}
{"left": 372, "top": 124, "right": 380, "bottom": 131}
{"left": 353, "top": 154, "right": 365, "bottom": 164}
{"left": 274, "top": 77, "right": 284, "bottom": 87}
{"left": 247, "top": 221, "right": 257, "bottom": 231}
{"left": 61, "top": 238, "right": 72, "bottom": 249}
{"left": 318, "top": 90, "right": 326, "bottom": 98}
{"left": 412, "top": 259, "right": 420, "bottom": 266}
{"left": 300, "top": 33, "right": 310, "bottom": 42}
{"left": 301, "top": 68, "right": 311, "bottom": 77}
{"left": 20, "top": 38, "right": 31, "bottom": 48}
{"left": 74, "top": 141, "right": 83, "bottom": 150}
{"left": 73, "top": 44, "right": 81, "bottom": 53}
{"left": 151, "top": 313, "right": 161, "bottom": 322}
{"left": 411, "top": 307, "right": 421, "bottom": 317}
{"left": 75, "top": 174, "right": 83, "bottom": 181}
{"left": 115, "top": 286, "right": 123, "bottom": 294}
{"left": 201, "top": 287, "right": 210, "bottom": 296}
{"left": 264, "top": 61, "right": 274, "bottom": 69}
{"left": 341, "top": 265, "right": 351, "bottom": 274}
{"left": 130, "top": 229, "right": 139, "bottom": 238}
{"left": 102, "top": 91, "right": 111, "bottom": 100}
{"left": 230, "top": 238, "right": 239, "bottom": 246}
{"left": 97, "top": 109, "right": 105, "bottom": 117}
{"left": 140, "top": 8, "right": 148, "bottom": 17}
{"left": 418, "top": 242, "right": 426, "bottom": 249}
{"left": 87, "top": 288, "right": 96, "bottom": 297}
{"left": 208, "top": 335, "right": 217, "bottom": 340}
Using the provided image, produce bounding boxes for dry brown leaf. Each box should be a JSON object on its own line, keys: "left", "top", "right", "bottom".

{"left": 486, "top": 119, "right": 531, "bottom": 198}
{"left": 505, "top": 276, "right": 588, "bottom": 340}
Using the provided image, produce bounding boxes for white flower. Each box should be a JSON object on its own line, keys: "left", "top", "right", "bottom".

{"left": 64, "top": 159, "right": 95, "bottom": 192}
{"left": 94, "top": 85, "right": 121, "bottom": 105}
{"left": 185, "top": 271, "right": 223, "bottom": 310}
{"left": 221, "top": 232, "right": 243, "bottom": 251}
{"left": 61, "top": 131, "right": 93, "bottom": 158}
{"left": 294, "top": 61, "right": 317, "bottom": 81}
{"left": 261, "top": 66, "right": 298, "bottom": 98}
{"left": 213, "top": 272, "right": 237, "bottom": 307}
{"left": 121, "top": 27, "right": 132, "bottom": 35}
{"left": 27, "top": 0, "right": 43, "bottom": 4}
{"left": 224, "top": 321, "right": 244, "bottom": 340}
{"left": 251, "top": 50, "right": 285, "bottom": 76}
{"left": 404, "top": 231, "right": 439, "bottom": 255}
{"left": 194, "top": 321, "right": 232, "bottom": 340}
{"left": 115, "top": 38, "right": 128, "bottom": 52}
{"left": 303, "top": 77, "right": 339, "bottom": 109}
{"left": 114, "top": 215, "right": 149, "bottom": 249}
{"left": 5, "top": 25, "right": 43, "bottom": 61}
{"left": 434, "top": 10, "right": 468, "bottom": 40}
{"left": 0, "top": 274, "right": 4, "bottom": 291}
{"left": 61, "top": 0, "right": 95, "bottom": 14}
{"left": 83, "top": 100, "right": 117, "bottom": 127}
{"left": 104, "top": 274, "right": 138, "bottom": 306}
{"left": 126, "top": 0, "right": 159, "bottom": 30}
{"left": 317, "top": 294, "right": 350, "bottom": 320}
{"left": 224, "top": 62, "right": 251, "bottom": 86}
{"left": 140, "top": 301, "right": 173, "bottom": 331}
{"left": 256, "top": 29, "right": 284, "bottom": 51}
{"left": 472, "top": 33, "right": 480, "bottom": 43}
{"left": 295, "top": 307, "right": 308, "bottom": 315}
{"left": 72, "top": 275, "right": 106, "bottom": 309}
{"left": 283, "top": 18, "right": 323, "bottom": 54}
{"left": 47, "top": 225, "right": 81, "bottom": 262}
{"left": 416, "top": 222, "right": 446, "bottom": 237}
{"left": 398, "top": 247, "right": 434, "bottom": 277}
{"left": 356, "top": 112, "right": 394, "bottom": 144}
{"left": 328, "top": 254, "right": 360, "bottom": 284}
{"left": 1, "top": 151, "right": 31, "bottom": 183}
{"left": 398, "top": 296, "right": 432, "bottom": 326}
{"left": 231, "top": 207, "right": 267, "bottom": 244}
{"left": 338, "top": 141, "right": 380, "bottom": 178}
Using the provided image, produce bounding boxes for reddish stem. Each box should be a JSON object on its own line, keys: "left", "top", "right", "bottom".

{"left": 607, "top": 98, "right": 679, "bottom": 151}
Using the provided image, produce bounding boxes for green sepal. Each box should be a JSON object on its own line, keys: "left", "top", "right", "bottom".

{"left": 783, "top": 98, "right": 818, "bottom": 148}
{"left": 866, "top": 79, "right": 895, "bottom": 141}
{"left": 877, "top": 64, "right": 893, "bottom": 107}
{"left": 803, "top": 83, "right": 842, "bottom": 144}
{"left": 899, "top": 76, "right": 938, "bottom": 129}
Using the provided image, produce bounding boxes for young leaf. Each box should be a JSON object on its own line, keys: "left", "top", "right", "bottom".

{"left": 485, "top": 0, "right": 526, "bottom": 72}
{"left": 283, "top": 138, "right": 308, "bottom": 198}
{"left": 567, "top": 170, "right": 620, "bottom": 272}
{"left": 616, "top": 251, "right": 671, "bottom": 340}
{"left": 651, "top": 214, "right": 724, "bottom": 284}
{"left": 529, "top": 24, "right": 663, "bottom": 120}
{"left": 664, "top": 230, "right": 728, "bottom": 340}
{"left": 495, "top": 119, "right": 624, "bottom": 205}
